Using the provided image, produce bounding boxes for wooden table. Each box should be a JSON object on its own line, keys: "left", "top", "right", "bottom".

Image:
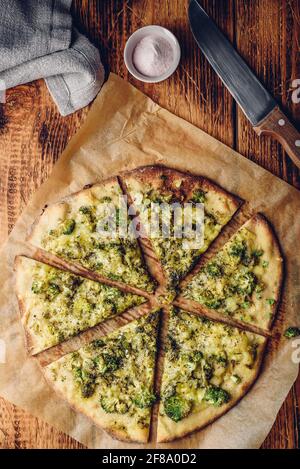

{"left": 0, "top": 0, "right": 299, "bottom": 449}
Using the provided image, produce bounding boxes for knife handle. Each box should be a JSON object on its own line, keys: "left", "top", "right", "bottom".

{"left": 254, "top": 106, "right": 300, "bottom": 170}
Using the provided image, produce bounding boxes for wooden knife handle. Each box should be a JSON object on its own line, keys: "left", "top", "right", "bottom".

{"left": 254, "top": 106, "right": 300, "bottom": 170}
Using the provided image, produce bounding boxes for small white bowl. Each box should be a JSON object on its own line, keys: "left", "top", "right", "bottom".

{"left": 124, "top": 25, "right": 181, "bottom": 83}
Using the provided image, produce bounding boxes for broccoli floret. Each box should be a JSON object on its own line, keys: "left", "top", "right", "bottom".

{"left": 46, "top": 282, "right": 61, "bottom": 300}
{"left": 133, "top": 390, "right": 156, "bottom": 409}
{"left": 204, "top": 298, "right": 223, "bottom": 309}
{"left": 62, "top": 219, "right": 76, "bottom": 235}
{"left": 31, "top": 280, "right": 43, "bottom": 294}
{"left": 164, "top": 395, "right": 192, "bottom": 422}
{"left": 230, "top": 241, "right": 246, "bottom": 258}
{"left": 81, "top": 381, "right": 96, "bottom": 398}
{"left": 101, "top": 397, "right": 128, "bottom": 414}
{"left": 191, "top": 189, "right": 206, "bottom": 203}
{"left": 79, "top": 206, "right": 92, "bottom": 215}
{"left": 284, "top": 327, "right": 300, "bottom": 339}
{"left": 204, "top": 386, "right": 230, "bottom": 407}
{"left": 206, "top": 262, "right": 223, "bottom": 278}
{"left": 166, "top": 335, "right": 180, "bottom": 360}
{"left": 72, "top": 367, "right": 96, "bottom": 398}
{"left": 102, "top": 354, "right": 122, "bottom": 374}
{"left": 266, "top": 298, "right": 276, "bottom": 306}
{"left": 236, "top": 272, "right": 257, "bottom": 295}
{"left": 101, "top": 397, "right": 115, "bottom": 413}
{"left": 203, "top": 363, "right": 213, "bottom": 380}
{"left": 191, "top": 351, "right": 203, "bottom": 362}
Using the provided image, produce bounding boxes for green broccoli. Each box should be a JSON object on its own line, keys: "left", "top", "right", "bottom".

{"left": 164, "top": 395, "right": 192, "bottom": 422}
{"left": 62, "top": 218, "right": 76, "bottom": 235}
{"left": 206, "top": 262, "right": 223, "bottom": 278}
{"left": 102, "top": 353, "right": 122, "bottom": 374}
{"left": 101, "top": 397, "right": 128, "bottom": 414}
{"left": 191, "top": 189, "right": 206, "bottom": 203}
{"left": 101, "top": 397, "right": 115, "bottom": 413}
{"left": 31, "top": 280, "right": 43, "bottom": 294}
{"left": 79, "top": 205, "right": 92, "bottom": 215}
{"left": 230, "top": 241, "right": 246, "bottom": 259}
{"left": 91, "top": 339, "right": 105, "bottom": 349}
{"left": 133, "top": 390, "right": 156, "bottom": 409}
{"left": 204, "top": 298, "right": 223, "bottom": 309}
{"left": 284, "top": 327, "right": 300, "bottom": 339}
{"left": 236, "top": 272, "right": 257, "bottom": 295}
{"left": 46, "top": 282, "right": 61, "bottom": 300}
{"left": 204, "top": 385, "right": 231, "bottom": 407}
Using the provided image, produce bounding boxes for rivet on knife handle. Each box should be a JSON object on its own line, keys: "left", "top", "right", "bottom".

{"left": 254, "top": 107, "right": 300, "bottom": 170}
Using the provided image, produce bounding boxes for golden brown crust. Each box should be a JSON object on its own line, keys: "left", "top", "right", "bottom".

{"left": 120, "top": 164, "right": 242, "bottom": 210}
{"left": 247, "top": 214, "right": 284, "bottom": 330}
{"left": 14, "top": 256, "right": 36, "bottom": 355}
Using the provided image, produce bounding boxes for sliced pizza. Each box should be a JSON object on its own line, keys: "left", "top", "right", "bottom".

{"left": 15, "top": 256, "right": 146, "bottom": 355}
{"left": 181, "top": 214, "right": 283, "bottom": 331}
{"left": 28, "top": 178, "right": 155, "bottom": 292}
{"left": 120, "top": 166, "right": 241, "bottom": 288}
{"left": 44, "top": 310, "right": 160, "bottom": 443}
{"left": 157, "top": 307, "right": 266, "bottom": 442}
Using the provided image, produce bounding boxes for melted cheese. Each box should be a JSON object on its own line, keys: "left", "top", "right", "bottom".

{"left": 160, "top": 308, "right": 264, "bottom": 421}
{"left": 19, "top": 257, "right": 146, "bottom": 354}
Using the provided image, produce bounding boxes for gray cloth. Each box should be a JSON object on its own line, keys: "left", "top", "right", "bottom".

{"left": 0, "top": 0, "right": 104, "bottom": 115}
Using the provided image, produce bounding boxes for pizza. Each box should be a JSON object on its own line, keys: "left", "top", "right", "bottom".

{"left": 120, "top": 166, "right": 241, "bottom": 288}
{"left": 181, "top": 215, "right": 283, "bottom": 331}
{"left": 15, "top": 256, "right": 146, "bottom": 355}
{"left": 157, "top": 307, "right": 266, "bottom": 442}
{"left": 44, "top": 311, "right": 160, "bottom": 443}
{"left": 16, "top": 166, "right": 283, "bottom": 443}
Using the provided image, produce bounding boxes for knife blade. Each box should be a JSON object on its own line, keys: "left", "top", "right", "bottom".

{"left": 188, "top": 0, "right": 300, "bottom": 169}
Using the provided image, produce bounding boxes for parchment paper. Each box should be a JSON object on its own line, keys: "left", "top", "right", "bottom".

{"left": 0, "top": 73, "right": 299, "bottom": 449}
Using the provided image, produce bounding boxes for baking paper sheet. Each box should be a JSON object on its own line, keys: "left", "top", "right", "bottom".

{"left": 0, "top": 73, "right": 299, "bottom": 448}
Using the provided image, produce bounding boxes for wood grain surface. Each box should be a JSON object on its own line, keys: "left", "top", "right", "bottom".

{"left": 0, "top": 0, "right": 299, "bottom": 449}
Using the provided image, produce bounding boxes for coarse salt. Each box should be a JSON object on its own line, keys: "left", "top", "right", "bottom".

{"left": 132, "top": 35, "right": 174, "bottom": 78}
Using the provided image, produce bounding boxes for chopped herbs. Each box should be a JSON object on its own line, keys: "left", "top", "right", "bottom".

{"left": 62, "top": 219, "right": 76, "bottom": 235}
{"left": 284, "top": 327, "right": 300, "bottom": 339}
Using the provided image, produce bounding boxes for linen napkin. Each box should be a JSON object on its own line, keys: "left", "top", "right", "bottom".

{"left": 0, "top": 0, "right": 104, "bottom": 115}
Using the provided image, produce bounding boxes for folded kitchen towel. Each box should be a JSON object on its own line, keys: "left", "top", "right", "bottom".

{"left": 0, "top": 0, "right": 104, "bottom": 115}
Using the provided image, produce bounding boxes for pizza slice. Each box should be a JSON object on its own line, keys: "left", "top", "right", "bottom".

{"left": 28, "top": 178, "right": 155, "bottom": 292}
{"left": 181, "top": 214, "right": 283, "bottom": 331}
{"left": 157, "top": 307, "right": 266, "bottom": 442}
{"left": 121, "top": 166, "right": 241, "bottom": 288}
{"left": 15, "top": 256, "right": 147, "bottom": 355}
{"left": 44, "top": 310, "right": 160, "bottom": 443}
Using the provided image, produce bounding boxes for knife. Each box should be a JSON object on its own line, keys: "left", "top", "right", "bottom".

{"left": 189, "top": 0, "right": 300, "bottom": 169}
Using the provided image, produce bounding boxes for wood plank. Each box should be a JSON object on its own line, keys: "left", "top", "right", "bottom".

{"left": 235, "top": 0, "right": 300, "bottom": 449}
{"left": 0, "top": 0, "right": 298, "bottom": 449}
